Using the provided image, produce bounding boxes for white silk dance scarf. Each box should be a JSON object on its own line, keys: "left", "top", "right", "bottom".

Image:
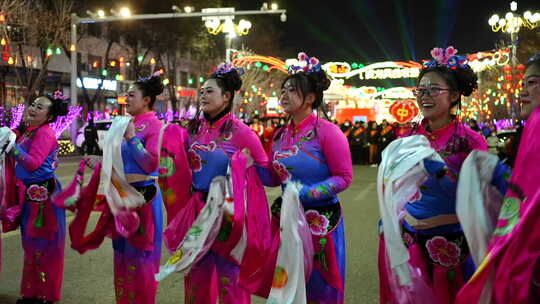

{"left": 101, "top": 116, "right": 145, "bottom": 215}
{"left": 266, "top": 182, "right": 311, "bottom": 304}
{"left": 456, "top": 150, "right": 503, "bottom": 266}
{"left": 377, "top": 135, "right": 443, "bottom": 286}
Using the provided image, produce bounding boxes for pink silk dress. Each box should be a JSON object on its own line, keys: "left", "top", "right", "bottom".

{"left": 257, "top": 113, "right": 353, "bottom": 304}
{"left": 457, "top": 107, "right": 540, "bottom": 304}
{"left": 184, "top": 112, "right": 270, "bottom": 304}
{"left": 9, "top": 124, "right": 64, "bottom": 302}
{"left": 379, "top": 119, "right": 488, "bottom": 304}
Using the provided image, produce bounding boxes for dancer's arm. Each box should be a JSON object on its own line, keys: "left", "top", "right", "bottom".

{"left": 10, "top": 127, "right": 57, "bottom": 171}
{"left": 299, "top": 123, "right": 353, "bottom": 202}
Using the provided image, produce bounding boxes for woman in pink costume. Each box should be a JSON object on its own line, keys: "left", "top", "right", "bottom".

{"left": 182, "top": 64, "right": 269, "bottom": 303}
{"left": 456, "top": 54, "right": 540, "bottom": 304}
{"left": 378, "top": 47, "right": 489, "bottom": 304}
{"left": 3, "top": 92, "right": 69, "bottom": 304}
{"left": 256, "top": 52, "right": 353, "bottom": 303}
{"left": 68, "top": 74, "right": 166, "bottom": 304}
{"left": 110, "top": 74, "right": 165, "bottom": 304}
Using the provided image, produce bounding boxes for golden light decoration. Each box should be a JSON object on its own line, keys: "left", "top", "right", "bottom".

{"left": 58, "top": 140, "right": 75, "bottom": 155}
{"left": 204, "top": 18, "right": 252, "bottom": 36}
{"left": 232, "top": 55, "right": 288, "bottom": 73}
{"left": 488, "top": 2, "right": 540, "bottom": 33}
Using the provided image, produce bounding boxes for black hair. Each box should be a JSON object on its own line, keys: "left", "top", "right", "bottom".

{"left": 187, "top": 68, "right": 242, "bottom": 136}
{"left": 16, "top": 92, "right": 69, "bottom": 135}
{"left": 44, "top": 93, "right": 69, "bottom": 123}
{"left": 209, "top": 69, "right": 242, "bottom": 113}
{"left": 281, "top": 70, "right": 331, "bottom": 111}
{"left": 133, "top": 75, "right": 165, "bottom": 109}
{"left": 526, "top": 53, "right": 540, "bottom": 69}
{"left": 417, "top": 65, "right": 478, "bottom": 108}
{"left": 273, "top": 69, "right": 331, "bottom": 141}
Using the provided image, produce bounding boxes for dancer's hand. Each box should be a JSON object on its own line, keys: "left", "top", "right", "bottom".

{"left": 124, "top": 120, "right": 136, "bottom": 141}
{"left": 241, "top": 148, "right": 254, "bottom": 168}
{"left": 84, "top": 156, "right": 102, "bottom": 169}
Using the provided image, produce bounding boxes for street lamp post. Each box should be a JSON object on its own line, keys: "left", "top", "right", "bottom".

{"left": 488, "top": 1, "right": 540, "bottom": 118}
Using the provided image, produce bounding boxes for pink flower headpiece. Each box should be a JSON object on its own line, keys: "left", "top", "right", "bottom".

{"left": 137, "top": 71, "right": 162, "bottom": 82}
{"left": 288, "top": 52, "right": 322, "bottom": 74}
{"left": 214, "top": 62, "right": 245, "bottom": 76}
{"left": 49, "top": 90, "right": 69, "bottom": 101}
{"left": 425, "top": 46, "right": 469, "bottom": 70}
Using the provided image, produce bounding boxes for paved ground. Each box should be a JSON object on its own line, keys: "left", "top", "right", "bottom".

{"left": 0, "top": 157, "right": 380, "bottom": 303}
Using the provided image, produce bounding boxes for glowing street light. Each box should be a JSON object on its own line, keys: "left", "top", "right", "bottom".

{"left": 271, "top": 3, "right": 279, "bottom": 11}
{"left": 488, "top": 2, "right": 539, "bottom": 33}
{"left": 184, "top": 6, "right": 194, "bottom": 13}
{"left": 97, "top": 9, "right": 105, "bottom": 18}
{"left": 204, "top": 17, "right": 252, "bottom": 36}
{"left": 119, "top": 7, "right": 131, "bottom": 18}
{"left": 487, "top": 1, "right": 540, "bottom": 118}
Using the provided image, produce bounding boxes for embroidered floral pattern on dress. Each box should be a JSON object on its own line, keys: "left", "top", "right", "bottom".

{"left": 306, "top": 183, "right": 336, "bottom": 200}
{"left": 305, "top": 209, "right": 330, "bottom": 236}
{"left": 300, "top": 129, "right": 315, "bottom": 142}
{"left": 426, "top": 236, "right": 461, "bottom": 267}
{"left": 272, "top": 161, "right": 291, "bottom": 182}
{"left": 191, "top": 141, "right": 217, "bottom": 152}
{"left": 27, "top": 184, "right": 49, "bottom": 201}
{"left": 493, "top": 196, "right": 521, "bottom": 236}
{"left": 188, "top": 150, "right": 203, "bottom": 172}
{"left": 159, "top": 156, "right": 176, "bottom": 177}
{"left": 274, "top": 146, "right": 299, "bottom": 160}
{"left": 135, "top": 124, "right": 146, "bottom": 132}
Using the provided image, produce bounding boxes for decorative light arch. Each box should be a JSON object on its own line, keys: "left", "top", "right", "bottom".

{"left": 232, "top": 55, "right": 288, "bottom": 73}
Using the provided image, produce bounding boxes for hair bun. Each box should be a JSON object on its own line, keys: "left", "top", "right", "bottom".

{"left": 145, "top": 75, "right": 165, "bottom": 96}
{"left": 212, "top": 69, "right": 243, "bottom": 92}
{"left": 46, "top": 92, "right": 70, "bottom": 117}
{"left": 53, "top": 99, "right": 70, "bottom": 116}
{"left": 308, "top": 70, "right": 331, "bottom": 91}
{"left": 454, "top": 65, "right": 478, "bottom": 97}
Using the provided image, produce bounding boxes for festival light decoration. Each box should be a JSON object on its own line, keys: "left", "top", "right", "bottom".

{"left": 9, "top": 104, "right": 25, "bottom": 129}
{"left": 58, "top": 139, "right": 76, "bottom": 155}
{"left": 321, "top": 61, "right": 422, "bottom": 80}
{"left": 232, "top": 55, "right": 288, "bottom": 73}
{"left": 389, "top": 100, "right": 419, "bottom": 123}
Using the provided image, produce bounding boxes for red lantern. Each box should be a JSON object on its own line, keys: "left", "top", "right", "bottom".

{"left": 517, "top": 64, "right": 526, "bottom": 72}
{"left": 503, "top": 65, "right": 512, "bottom": 73}
{"left": 389, "top": 99, "right": 419, "bottom": 123}
{"left": 505, "top": 74, "right": 513, "bottom": 81}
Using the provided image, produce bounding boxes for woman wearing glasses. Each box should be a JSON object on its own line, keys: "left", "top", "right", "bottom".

{"left": 378, "top": 47, "right": 488, "bottom": 304}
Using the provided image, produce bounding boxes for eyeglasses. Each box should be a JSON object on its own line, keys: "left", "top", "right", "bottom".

{"left": 412, "top": 87, "right": 452, "bottom": 97}
{"left": 524, "top": 77, "right": 540, "bottom": 90}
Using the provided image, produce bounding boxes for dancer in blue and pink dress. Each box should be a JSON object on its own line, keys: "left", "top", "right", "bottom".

{"left": 182, "top": 64, "right": 270, "bottom": 304}
{"left": 258, "top": 52, "right": 353, "bottom": 304}
{"left": 5, "top": 92, "right": 69, "bottom": 304}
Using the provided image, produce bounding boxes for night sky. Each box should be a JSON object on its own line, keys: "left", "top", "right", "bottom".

{"left": 234, "top": 0, "right": 539, "bottom": 63}
{"left": 85, "top": 0, "right": 539, "bottom": 63}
